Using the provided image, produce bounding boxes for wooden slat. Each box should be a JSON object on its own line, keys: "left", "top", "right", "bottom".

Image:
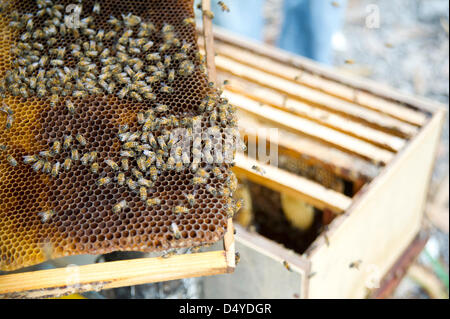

{"left": 306, "top": 110, "right": 445, "bottom": 298}
{"left": 237, "top": 114, "right": 379, "bottom": 181}
{"left": 211, "top": 41, "right": 427, "bottom": 127}
{"left": 228, "top": 91, "right": 394, "bottom": 165}
{"left": 201, "top": 0, "right": 217, "bottom": 85}
{"left": 215, "top": 55, "right": 419, "bottom": 138}
{"left": 211, "top": 27, "right": 443, "bottom": 116}
{"left": 224, "top": 80, "right": 406, "bottom": 152}
{"left": 233, "top": 153, "right": 352, "bottom": 213}
{"left": 0, "top": 251, "right": 229, "bottom": 298}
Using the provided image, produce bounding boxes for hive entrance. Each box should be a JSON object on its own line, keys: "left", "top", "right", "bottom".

{"left": 0, "top": 0, "right": 237, "bottom": 271}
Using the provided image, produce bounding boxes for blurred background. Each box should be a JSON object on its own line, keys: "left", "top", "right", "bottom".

{"left": 196, "top": 0, "right": 449, "bottom": 299}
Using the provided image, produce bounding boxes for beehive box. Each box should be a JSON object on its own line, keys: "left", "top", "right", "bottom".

{"left": 0, "top": 0, "right": 238, "bottom": 298}
{"left": 201, "top": 28, "right": 446, "bottom": 299}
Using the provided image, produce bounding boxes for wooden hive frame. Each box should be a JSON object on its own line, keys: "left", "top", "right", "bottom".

{"left": 200, "top": 27, "right": 446, "bottom": 299}
{"left": 0, "top": 0, "right": 236, "bottom": 299}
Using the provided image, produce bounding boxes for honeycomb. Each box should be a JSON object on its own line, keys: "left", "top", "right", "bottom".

{"left": 0, "top": 0, "right": 239, "bottom": 271}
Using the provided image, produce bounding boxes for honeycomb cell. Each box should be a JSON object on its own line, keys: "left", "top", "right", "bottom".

{"left": 0, "top": 0, "right": 238, "bottom": 271}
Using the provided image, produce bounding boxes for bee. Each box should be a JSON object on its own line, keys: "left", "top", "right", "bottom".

{"left": 128, "top": 132, "right": 142, "bottom": 142}
{"left": 136, "top": 156, "right": 147, "bottom": 172}
{"left": 251, "top": 165, "right": 265, "bottom": 175}
{"left": 146, "top": 197, "right": 161, "bottom": 207}
{"left": 149, "top": 165, "right": 158, "bottom": 181}
{"left": 97, "top": 176, "right": 111, "bottom": 187}
{"left": 137, "top": 178, "right": 152, "bottom": 188}
{"left": 167, "top": 69, "right": 175, "bottom": 83}
{"left": 5, "top": 115, "right": 14, "bottom": 129}
{"left": 206, "top": 185, "right": 217, "bottom": 196}
{"left": 105, "top": 159, "right": 119, "bottom": 171}
{"left": 154, "top": 104, "right": 169, "bottom": 113}
{"left": 23, "top": 155, "right": 39, "bottom": 164}
{"left": 32, "top": 159, "right": 44, "bottom": 172}
{"left": 122, "top": 13, "right": 141, "bottom": 28}
{"left": 117, "top": 87, "right": 129, "bottom": 99}
{"left": 218, "top": 1, "right": 230, "bottom": 12}
{"left": 7, "top": 155, "right": 18, "bottom": 167}
{"left": 50, "top": 141, "right": 61, "bottom": 155}
{"left": 181, "top": 40, "right": 191, "bottom": 53}
{"left": 123, "top": 141, "right": 139, "bottom": 150}
{"left": 179, "top": 60, "right": 195, "bottom": 76}
{"left": 51, "top": 162, "right": 60, "bottom": 177}
{"left": 283, "top": 261, "right": 292, "bottom": 272}
{"left": 93, "top": 2, "right": 100, "bottom": 14}
{"left": 107, "top": 16, "right": 121, "bottom": 28}
{"left": 186, "top": 193, "right": 196, "bottom": 207}
{"left": 116, "top": 172, "right": 125, "bottom": 186}
{"left": 80, "top": 153, "right": 90, "bottom": 165}
{"left": 132, "top": 168, "right": 143, "bottom": 180}
{"left": 105, "top": 30, "right": 117, "bottom": 40}
{"left": 160, "top": 83, "right": 173, "bottom": 94}
{"left": 139, "top": 186, "right": 148, "bottom": 201}
{"left": 39, "top": 150, "right": 53, "bottom": 158}
{"left": 61, "top": 158, "right": 71, "bottom": 171}
{"left": 126, "top": 178, "right": 138, "bottom": 191}
{"left": 112, "top": 200, "right": 128, "bottom": 213}
{"left": 142, "top": 41, "right": 154, "bottom": 52}
{"left": 145, "top": 52, "right": 161, "bottom": 62}
{"left": 196, "top": 168, "right": 208, "bottom": 179}
{"left": 203, "top": 9, "right": 214, "bottom": 19}
{"left": 175, "top": 161, "right": 184, "bottom": 172}
{"left": 212, "top": 167, "right": 224, "bottom": 179}
{"left": 226, "top": 205, "right": 234, "bottom": 218}
{"left": 170, "top": 222, "right": 181, "bottom": 239}
{"left": 75, "top": 134, "right": 87, "bottom": 146}
{"left": 218, "top": 186, "right": 231, "bottom": 197}
{"left": 173, "top": 206, "right": 189, "bottom": 214}
{"left": 166, "top": 156, "right": 176, "bottom": 170}
{"left": 190, "top": 161, "right": 199, "bottom": 174}
{"left": 73, "top": 90, "right": 87, "bottom": 98}
{"left": 88, "top": 152, "right": 98, "bottom": 163}
{"left": 38, "top": 210, "right": 55, "bottom": 223}
{"left": 157, "top": 136, "right": 168, "bottom": 152}
{"left": 62, "top": 135, "right": 73, "bottom": 150}
{"left": 71, "top": 149, "right": 80, "bottom": 161}
{"left": 163, "top": 55, "right": 172, "bottom": 68}
{"left": 42, "top": 161, "right": 52, "bottom": 174}
{"left": 183, "top": 17, "right": 195, "bottom": 26}
{"left": 349, "top": 260, "right": 362, "bottom": 270}
{"left": 90, "top": 162, "right": 99, "bottom": 174}
{"left": 192, "top": 176, "right": 206, "bottom": 185}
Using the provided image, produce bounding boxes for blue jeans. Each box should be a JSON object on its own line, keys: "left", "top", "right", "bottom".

{"left": 211, "top": 0, "right": 347, "bottom": 65}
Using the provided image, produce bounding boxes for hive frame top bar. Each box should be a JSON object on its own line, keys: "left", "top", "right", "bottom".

{"left": 0, "top": 0, "right": 235, "bottom": 298}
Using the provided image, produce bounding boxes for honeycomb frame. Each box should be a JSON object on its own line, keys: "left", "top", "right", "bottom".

{"left": 0, "top": 0, "right": 238, "bottom": 271}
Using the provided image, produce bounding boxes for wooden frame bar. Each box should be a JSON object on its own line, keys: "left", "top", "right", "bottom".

{"left": 201, "top": 27, "right": 446, "bottom": 299}
{"left": 233, "top": 153, "right": 352, "bottom": 214}
{"left": 0, "top": 0, "right": 236, "bottom": 299}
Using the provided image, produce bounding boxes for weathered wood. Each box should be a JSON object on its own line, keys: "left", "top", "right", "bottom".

{"left": 229, "top": 91, "right": 394, "bottom": 165}
{"left": 306, "top": 110, "right": 445, "bottom": 298}
{"left": 201, "top": 0, "right": 217, "bottom": 85}
{"left": 0, "top": 251, "right": 229, "bottom": 298}
{"left": 237, "top": 114, "right": 379, "bottom": 181}
{"left": 203, "top": 225, "right": 311, "bottom": 298}
{"left": 211, "top": 26, "right": 441, "bottom": 115}
{"left": 215, "top": 55, "right": 419, "bottom": 138}
{"left": 211, "top": 40, "right": 427, "bottom": 126}
{"left": 225, "top": 78, "right": 406, "bottom": 152}
{"left": 233, "top": 153, "right": 353, "bottom": 213}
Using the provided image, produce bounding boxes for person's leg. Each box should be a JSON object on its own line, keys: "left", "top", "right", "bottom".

{"left": 210, "top": 0, "right": 266, "bottom": 42}
{"left": 278, "top": 0, "right": 347, "bottom": 64}
{"left": 277, "top": 0, "right": 311, "bottom": 58}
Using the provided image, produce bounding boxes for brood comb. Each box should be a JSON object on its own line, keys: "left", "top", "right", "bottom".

{"left": 0, "top": 0, "right": 239, "bottom": 271}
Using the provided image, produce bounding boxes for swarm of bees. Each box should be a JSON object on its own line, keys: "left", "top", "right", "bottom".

{"left": 0, "top": 0, "right": 243, "bottom": 259}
